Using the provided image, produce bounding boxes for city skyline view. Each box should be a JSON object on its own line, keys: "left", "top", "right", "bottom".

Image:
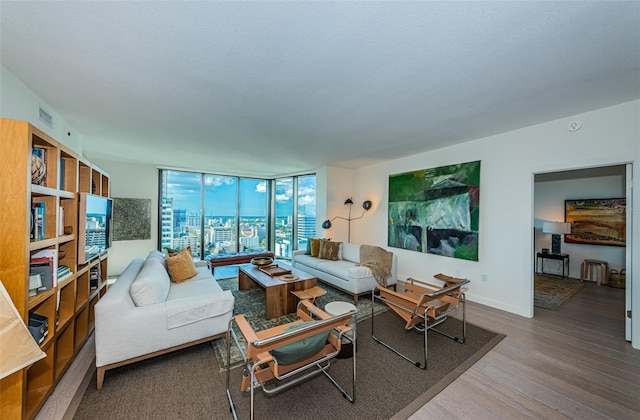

{"left": 161, "top": 170, "right": 316, "bottom": 259}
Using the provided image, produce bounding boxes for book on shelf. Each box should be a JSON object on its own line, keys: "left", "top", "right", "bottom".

{"left": 59, "top": 206, "right": 65, "bottom": 235}
{"left": 57, "top": 265, "right": 71, "bottom": 279}
{"left": 30, "top": 207, "right": 36, "bottom": 240}
{"left": 31, "top": 249, "right": 58, "bottom": 288}
{"left": 31, "top": 201, "right": 45, "bottom": 241}
{"left": 90, "top": 265, "right": 101, "bottom": 290}
{"left": 29, "top": 261, "right": 53, "bottom": 292}
{"left": 59, "top": 157, "right": 65, "bottom": 190}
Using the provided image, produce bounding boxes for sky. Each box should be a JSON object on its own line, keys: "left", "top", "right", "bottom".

{"left": 162, "top": 171, "right": 316, "bottom": 216}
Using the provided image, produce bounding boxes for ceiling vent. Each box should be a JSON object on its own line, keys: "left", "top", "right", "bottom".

{"left": 38, "top": 106, "right": 53, "bottom": 128}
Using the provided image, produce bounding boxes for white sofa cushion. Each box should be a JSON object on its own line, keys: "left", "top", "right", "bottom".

{"left": 294, "top": 254, "right": 325, "bottom": 269}
{"left": 341, "top": 243, "right": 360, "bottom": 262}
{"left": 316, "top": 260, "right": 362, "bottom": 279}
{"left": 146, "top": 250, "right": 167, "bottom": 269}
{"left": 166, "top": 279, "right": 234, "bottom": 329}
{"left": 347, "top": 265, "right": 373, "bottom": 279}
{"left": 129, "top": 259, "right": 171, "bottom": 306}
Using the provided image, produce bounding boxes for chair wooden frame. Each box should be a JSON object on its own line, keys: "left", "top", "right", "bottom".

{"left": 371, "top": 274, "right": 469, "bottom": 369}
{"left": 226, "top": 300, "right": 356, "bottom": 420}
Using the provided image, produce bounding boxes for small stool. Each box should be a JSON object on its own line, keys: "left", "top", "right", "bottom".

{"left": 291, "top": 286, "right": 327, "bottom": 305}
{"left": 581, "top": 259, "right": 609, "bottom": 286}
{"left": 324, "top": 301, "right": 357, "bottom": 359}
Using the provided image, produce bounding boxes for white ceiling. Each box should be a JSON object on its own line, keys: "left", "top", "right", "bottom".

{"left": 1, "top": 1, "right": 639, "bottom": 177}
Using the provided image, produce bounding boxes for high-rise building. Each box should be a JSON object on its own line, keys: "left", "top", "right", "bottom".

{"left": 297, "top": 214, "right": 316, "bottom": 239}
{"left": 161, "top": 198, "right": 174, "bottom": 250}
{"left": 173, "top": 208, "right": 186, "bottom": 237}
{"left": 187, "top": 211, "right": 201, "bottom": 228}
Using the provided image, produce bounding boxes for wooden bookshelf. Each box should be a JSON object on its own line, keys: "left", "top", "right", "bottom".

{"left": 0, "top": 118, "right": 110, "bottom": 419}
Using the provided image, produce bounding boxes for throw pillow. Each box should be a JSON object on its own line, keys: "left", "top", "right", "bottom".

{"left": 318, "top": 240, "right": 341, "bottom": 261}
{"left": 130, "top": 259, "right": 171, "bottom": 306}
{"left": 270, "top": 321, "right": 330, "bottom": 365}
{"left": 166, "top": 248, "right": 197, "bottom": 283}
{"left": 305, "top": 239, "right": 312, "bottom": 255}
{"left": 309, "top": 238, "right": 321, "bottom": 257}
{"left": 168, "top": 246, "right": 192, "bottom": 257}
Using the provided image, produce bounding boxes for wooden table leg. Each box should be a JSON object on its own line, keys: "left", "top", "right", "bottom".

{"left": 265, "top": 284, "right": 286, "bottom": 320}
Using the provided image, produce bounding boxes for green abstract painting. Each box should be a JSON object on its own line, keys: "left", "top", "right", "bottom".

{"left": 388, "top": 161, "right": 481, "bottom": 261}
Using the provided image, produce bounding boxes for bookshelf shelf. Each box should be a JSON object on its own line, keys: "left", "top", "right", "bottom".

{"left": 0, "top": 118, "right": 110, "bottom": 420}
{"left": 26, "top": 289, "right": 55, "bottom": 311}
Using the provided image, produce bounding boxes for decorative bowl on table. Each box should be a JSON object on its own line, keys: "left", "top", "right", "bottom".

{"left": 250, "top": 257, "right": 273, "bottom": 266}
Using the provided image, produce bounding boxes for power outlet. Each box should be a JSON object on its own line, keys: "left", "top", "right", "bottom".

{"left": 481, "top": 274, "right": 488, "bottom": 282}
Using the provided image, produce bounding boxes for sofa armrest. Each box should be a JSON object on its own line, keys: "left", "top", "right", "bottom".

{"left": 195, "top": 260, "right": 211, "bottom": 270}
{"left": 292, "top": 249, "right": 306, "bottom": 258}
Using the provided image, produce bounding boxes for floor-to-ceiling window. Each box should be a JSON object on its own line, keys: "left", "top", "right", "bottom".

{"left": 204, "top": 175, "right": 238, "bottom": 255}
{"left": 239, "top": 178, "right": 268, "bottom": 251}
{"left": 296, "top": 175, "right": 316, "bottom": 253}
{"left": 160, "top": 171, "right": 203, "bottom": 257}
{"left": 274, "top": 178, "right": 293, "bottom": 258}
{"left": 160, "top": 169, "right": 314, "bottom": 259}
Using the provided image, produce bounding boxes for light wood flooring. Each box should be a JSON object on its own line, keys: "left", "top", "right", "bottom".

{"left": 36, "top": 280, "right": 638, "bottom": 420}
{"left": 410, "top": 281, "right": 639, "bottom": 420}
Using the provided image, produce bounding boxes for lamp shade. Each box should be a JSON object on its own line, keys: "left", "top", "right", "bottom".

{"left": 0, "top": 280, "right": 46, "bottom": 379}
{"left": 542, "top": 222, "right": 571, "bottom": 235}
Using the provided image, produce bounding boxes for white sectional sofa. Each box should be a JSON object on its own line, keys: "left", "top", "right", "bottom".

{"left": 293, "top": 242, "right": 397, "bottom": 304}
{"left": 94, "top": 250, "right": 234, "bottom": 389}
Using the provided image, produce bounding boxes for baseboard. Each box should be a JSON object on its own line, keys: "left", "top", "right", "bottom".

{"left": 62, "top": 357, "right": 95, "bottom": 420}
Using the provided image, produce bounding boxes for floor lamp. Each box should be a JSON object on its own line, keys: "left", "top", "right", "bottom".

{"left": 321, "top": 198, "right": 372, "bottom": 243}
{"left": 542, "top": 222, "right": 571, "bottom": 254}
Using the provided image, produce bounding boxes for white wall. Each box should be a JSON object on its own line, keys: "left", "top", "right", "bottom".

{"left": 351, "top": 100, "right": 639, "bottom": 321}
{"left": 534, "top": 169, "right": 626, "bottom": 278}
{"left": 321, "top": 167, "right": 355, "bottom": 243}
{"left": 91, "top": 159, "right": 159, "bottom": 276}
{"left": 1, "top": 65, "right": 83, "bottom": 153}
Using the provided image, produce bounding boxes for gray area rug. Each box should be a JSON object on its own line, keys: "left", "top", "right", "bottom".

{"left": 212, "top": 276, "right": 388, "bottom": 371}
{"left": 73, "top": 310, "right": 504, "bottom": 419}
{"left": 74, "top": 278, "right": 504, "bottom": 420}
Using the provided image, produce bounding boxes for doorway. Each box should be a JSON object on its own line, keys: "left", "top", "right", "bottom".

{"left": 533, "top": 164, "right": 631, "bottom": 341}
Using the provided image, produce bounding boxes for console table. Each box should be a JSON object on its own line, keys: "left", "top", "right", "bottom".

{"left": 536, "top": 252, "right": 569, "bottom": 278}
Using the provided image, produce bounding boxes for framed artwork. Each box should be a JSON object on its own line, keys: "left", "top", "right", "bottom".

{"left": 388, "top": 160, "right": 480, "bottom": 261}
{"left": 565, "top": 198, "right": 626, "bottom": 247}
{"left": 113, "top": 198, "right": 152, "bottom": 241}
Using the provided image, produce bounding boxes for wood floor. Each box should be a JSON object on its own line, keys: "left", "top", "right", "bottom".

{"left": 410, "top": 282, "right": 639, "bottom": 420}
{"left": 36, "top": 280, "right": 638, "bottom": 420}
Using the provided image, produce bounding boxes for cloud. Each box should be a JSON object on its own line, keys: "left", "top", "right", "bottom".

{"left": 205, "top": 175, "right": 236, "bottom": 187}
{"left": 298, "top": 194, "right": 315, "bottom": 206}
{"left": 255, "top": 181, "right": 267, "bottom": 193}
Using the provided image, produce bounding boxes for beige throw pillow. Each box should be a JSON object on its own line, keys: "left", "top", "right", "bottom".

{"left": 318, "top": 240, "right": 341, "bottom": 261}
{"left": 166, "top": 248, "right": 197, "bottom": 283}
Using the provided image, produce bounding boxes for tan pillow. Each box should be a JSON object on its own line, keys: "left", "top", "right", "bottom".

{"left": 169, "top": 246, "right": 192, "bottom": 257}
{"left": 166, "top": 248, "right": 197, "bottom": 283}
{"left": 318, "top": 241, "right": 341, "bottom": 261}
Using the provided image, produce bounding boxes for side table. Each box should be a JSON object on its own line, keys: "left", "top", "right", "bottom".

{"left": 324, "top": 301, "right": 357, "bottom": 359}
{"left": 535, "top": 252, "right": 569, "bottom": 278}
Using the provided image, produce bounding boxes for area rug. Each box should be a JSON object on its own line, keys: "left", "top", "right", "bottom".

{"left": 212, "top": 276, "right": 388, "bottom": 371}
{"left": 534, "top": 274, "right": 586, "bottom": 310}
{"left": 73, "top": 311, "right": 504, "bottom": 420}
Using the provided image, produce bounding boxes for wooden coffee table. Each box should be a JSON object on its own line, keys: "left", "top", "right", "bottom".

{"left": 238, "top": 263, "right": 318, "bottom": 319}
